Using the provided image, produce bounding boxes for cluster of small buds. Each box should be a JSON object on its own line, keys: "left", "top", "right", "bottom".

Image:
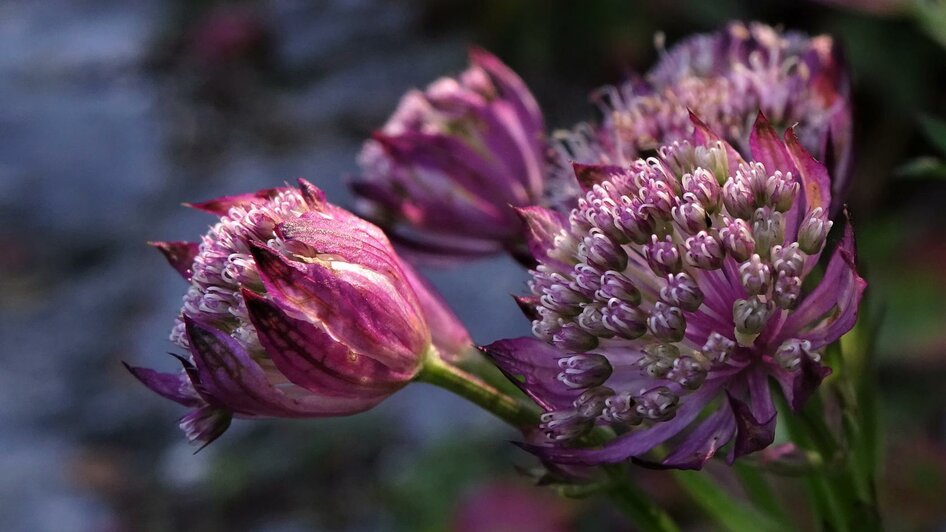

{"left": 528, "top": 137, "right": 835, "bottom": 443}
{"left": 171, "top": 190, "right": 309, "bottom": 352}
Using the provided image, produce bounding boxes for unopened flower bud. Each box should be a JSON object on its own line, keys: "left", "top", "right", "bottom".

{"left": 771, "top": 243, "right": 806, "bottom": 277}
{"left": 580, "top": 231, "right": 629, "bottom": 271}
{"left": 682, "top": 168, "right": 722, "bottom": 212}
{"left": 733, "top": 296, "right": 774, "bottom": 346}
{"left": 672, "top": 198, "right": 710, "bottom": 235}
{"left": 648, "top": 302, "right": 687, "bottom": 342}
{"left": 739, "top": 254, "right": 772, "bottom": 295}
{"left": 553, "top": 323, "right": 599, "bottom": 352}
{"left": 773, "top": 272, "right": 802, "bottom": 309}
{"left": 668, "top": 355, "right": 708, "bottom": 390}
{"left": 635, "top": 386, "right": 679, "bottom": 421}
{"left": 751, "top": 207, "right": 784, "bottom": 258}
{"left": 702, "top": 332, "right": 736, "bottom": 364}
{"left": 570, "top": 263, "right": 603, "bottom": 297}
{"left": 602, "top": 392, "right": 642, "bottom": 425}
{"left": 766, "top": 171, "right": 798, "bottom": 212}
{"left": 615, "top": 203, "right": 655, "bottom": 245}
{"left": 574, "top": 386, "right": 614, "bottom": 418}
{"left": 644, "top": 235, "right": 683, "bottom": 276}
{"left": 660, "top": 272, "right": 704, "bottom": 311}
{"left": 684, "top": 231, "right": 724, "bottom": 269}
{"left": 798, "top": 207, "right": 832, "bottom": 254}
{"left": 638, "top": 343, "right": 680, "bottom": 378}
{"left": 601, "top": 299, "right": 648, "bottom": 339}
{"left": 540, "top": 409, "right": 593, "bottom": 441}
{"left": 720, "top": 218, "right": 756, "bottom": 262}
{"left": 557, "top": 353, "right": 613, "bottom": 388}
{"left": 577, "top": 303, "right": 613, "bottom": 337}
{"left": 597, "top": 271, "right": 642, "bottom": 306}
{"left": 723, "top": 178, "right": 755, "bottom": 219}
{"left": 773, "top": 338, "right": 818, "bottom": 371}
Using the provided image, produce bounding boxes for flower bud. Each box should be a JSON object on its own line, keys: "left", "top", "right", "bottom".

{"left": 615, "top": 203, "right": 656, "bottom": 245}
{"left": 660, "top": 272, "right": 704, "bottom": 311}
{"left": 701, "top": 332, "right": 736, "bottom": 364}
{"left": 577, "top": 303, "right": 613, "bottom": 338}
{"left": 720, "top": 218, "right": 756, "bottom": 262}
{"left": 798, "top": 207, "right": 832, "bottom": 254}
{"left": 751, "top": 207, "right": 784, "bottom": 258}
{"left": 739, "top": 254, "right": 772, "bottom": 295}
{"left": 635, "top": 386, "right": 679, "bottom": 422}
{"left": 574, "top": 386, "right": 614, "bottom": 418}
{"left": 540, "top": 409, "right": 594, "bottom": 441}
{"left": 644, "top": 235, "right": 683, "bottom": 276}
{"left": 648, "top": 302, "right": 687, "bottom": 342}
{"left": 602, "top": 392, "right": 643, "bottom": 425}
{"left": 668, "top": 356, "right": 708, "bottom": 390}
{"left": 766, "top": 171, "right": 798, "bottom": 212}
{"left": 557, "top": 353, "right": 613, "bottom": 388}
{"left": 672, "top": 198, "right": 710, "bottom": 235}
{"left": 682, "top": 168, "right": 722, "bottom": 212}
{"left": 771, "top": 243, "right": 806, "bottom": 277}
{"left": 723, "top": 178, "right": 755, "bottom": 219}
{"left": 352, "top": 49, "right": 545, "bottom": 261}
{"left": 580, "top": 231, "right": 629, "bottom": 272}
{"left": 684, "top": 231, "right": 724, "bottom": 269}
{"left": 773, "top": 338, "right": 818, "bottom": 371}
{"left": 601, "top": 299, "right": 648, "bottom": 339}
{"left": 597, "top": 270, "right": 642, "bottom": 306}
{"left": 733, "top": 296, "right": 774, "bottom": 345}
{"left": 638, "top": 343, "right": 680, "bottom": 378}
{"left": 552, "top": 323, "right": 600, "bottom": 352}
{"left": 131, "top": 181, "right": 467, "bottom": 446}
{"left": 773, "top": 272, "right": 802, "bottom": 309}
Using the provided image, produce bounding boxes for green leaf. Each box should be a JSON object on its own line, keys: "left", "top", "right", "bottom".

{"left": 672, "top": 470, "right": 789, "bottom": 532}
{"left": 919, "top": 115, "right": 946, "bottom": 156}
{"left": 895, "top": 156, "right": 946, "bottom": 180}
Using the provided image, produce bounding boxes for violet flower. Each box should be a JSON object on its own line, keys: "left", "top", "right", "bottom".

{"left": 484, "top": 113, "right": 866, "bottom": 469}
{"left": 127, "top": 179, "right": 470, "bottom": 446}
{"left": 353, "top": 48, "right": 546, "bottom": 261}
{"left": 552, "top": 21, "right": 852, "bottom": 214}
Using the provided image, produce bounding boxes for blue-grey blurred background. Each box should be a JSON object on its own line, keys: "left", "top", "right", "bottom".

{"left": 2, "top": 0, "right": 946, "bottom": 530}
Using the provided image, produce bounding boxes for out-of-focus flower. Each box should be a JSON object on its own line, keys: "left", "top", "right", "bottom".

{"left": 552, "top": 22, "right": 852, "bottom": 214}
{"left": 484, "top": 114, "right": 866, "bottom": 468}
{"left": 127, "top": 180, "right": 470, "bottom": 446}
{"left": 353, "top": 48, "right": 546, "bottom": 262}
{"left": 452, "top": 480, "right": 576, "bottom": 532}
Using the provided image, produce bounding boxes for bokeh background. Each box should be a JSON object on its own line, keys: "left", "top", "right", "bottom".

{"left": 3, "top": 0, "right": 946, "bottom": 530}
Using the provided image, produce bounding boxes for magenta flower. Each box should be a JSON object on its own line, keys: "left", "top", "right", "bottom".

{"left": 484, "top": 113, "right": 866, "bottom": 469}
{"left": 552, "top": 21, "right": 852, "bottom": 214}
{"left": 127, "top": 180, "right": 470, "bottom": 446}
{"left": 353, "top": 48, "right": 546, "bottom": 261}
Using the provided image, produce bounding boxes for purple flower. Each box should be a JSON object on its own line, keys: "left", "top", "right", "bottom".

{"left": 128, "top": 180, "right": 470, "bottom": 447}
{"left": 483, "top": 114, "right": 866, "bottom": 469}
{"left": 353, "top": 48, "right": 546, "bottom": 261}
{"left": 552, "top": 21, "right": 852, "bottom": 214}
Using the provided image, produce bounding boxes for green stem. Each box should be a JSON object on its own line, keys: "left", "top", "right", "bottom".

{"left": 416, "top": 348, "right": 539, "bottom": 429}
{"left": 418, "top": 348, "right": 680, "bottom": 532}
{"left": 605, "top": 466, "right": 680, "bottom": 532}
{"left": 673, "top": 470, "right": 788, "bottom": 532}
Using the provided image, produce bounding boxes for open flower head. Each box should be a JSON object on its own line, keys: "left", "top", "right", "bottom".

{"left": 551, "top": 21, "right": 852, "bottom": 214}
{"left": 485, "top": 113, "right": 865, "bottom": 469}
{"left": 128, "top": 180, "right": 470, "bottom": 447}
{"left": 353, "top": 48, "right": 546, "bottom": 261}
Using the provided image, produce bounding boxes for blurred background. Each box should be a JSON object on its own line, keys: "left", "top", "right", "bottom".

{"left": 2, "top": 0, "right": 946, "bottom": 530}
